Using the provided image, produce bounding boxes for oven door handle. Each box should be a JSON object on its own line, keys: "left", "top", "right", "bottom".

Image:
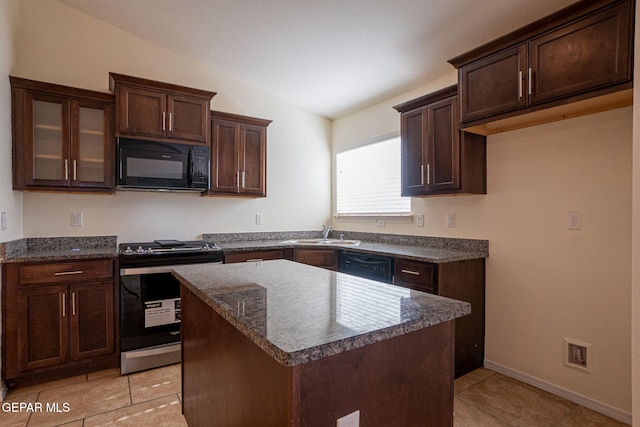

{"left": 120, "top": 262, "right": 222, "bottom": 276}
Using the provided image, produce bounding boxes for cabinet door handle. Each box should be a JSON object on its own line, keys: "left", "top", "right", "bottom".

{"left": 518, "top": 71, "right": 523, "bottom": 99}
{"left": 420, "top": 164, "right": 425, "bottom": 186}
{"left": 54, "top": 270, "right": 84, "bottom": 276}
{"left": 244, "top": 258, "right": 264, "bottom": 262}
{"left": 73, "top": 160, "right": 77, "bottom": 181}
{"left": 64, "top": 159, "right": 69, "bottom": 180}
{"left": 72, "top": 292, "right": 76, "bottom": 316}
{"left": 62, "top": 292, "right": 66, "bottom": 317}
{"left": 528, "top": 68, "right": 533, "bottom": 95}
{"left": 401, "top": 269, "right": 420, "bottom": 275}
{"left": 241, "top": 171, "right": 246, "bottom": 188}
{"left": 426, "top": 164, "right": 431, "bottom": 185}
{"left": 162, "top": 112, "right": 166, "bottom": 131}
{"left": 169, "top": 113, "right": 173, "bottom": 132}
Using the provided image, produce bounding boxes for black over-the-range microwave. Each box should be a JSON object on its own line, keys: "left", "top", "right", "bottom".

{"left": 117, "top": 138, "right": 210, "bottom": 192}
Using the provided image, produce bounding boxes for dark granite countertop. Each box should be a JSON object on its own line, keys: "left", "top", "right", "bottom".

{"left": 205, "top": 230, "right": 488, "bottom": 264}
{"left": 173, "top": 259, "right": 471, "bottom": 367}
{"left": 1, "top": 236, "right": 118, "bottom": 263}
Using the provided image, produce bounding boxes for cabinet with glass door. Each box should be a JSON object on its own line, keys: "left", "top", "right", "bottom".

{"left": 11, "top": 77, "right": 114, "bottom": 193}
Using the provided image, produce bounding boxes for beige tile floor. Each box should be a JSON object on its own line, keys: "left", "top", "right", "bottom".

{"left": 0, "top": 364, "right": 627, "bottom": 426}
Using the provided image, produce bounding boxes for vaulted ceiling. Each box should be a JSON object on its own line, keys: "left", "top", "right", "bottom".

{"left": 58, "top": 0, "right": 577, "bottom": 119}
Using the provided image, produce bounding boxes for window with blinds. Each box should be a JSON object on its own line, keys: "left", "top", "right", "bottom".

{"left": 336, "top": 136, "right": 411, "bottom": 215}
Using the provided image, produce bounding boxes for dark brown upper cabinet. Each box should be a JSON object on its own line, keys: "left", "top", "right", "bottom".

{"left": 393, "top": 85, "right": 486, "bottom": 197}
{"left": 449, "top": 0, "right": 634, "bottom": 135}
{"left": 209, "top": 111, "right": 271, "bottom": 197}
{"left": 109, "top": 73, "right": 216, "bottom": 145}
{"left": 11, "top": 77, "right": 115, "bottom": 193}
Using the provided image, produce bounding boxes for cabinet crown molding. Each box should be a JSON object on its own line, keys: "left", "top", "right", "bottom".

{"left": 108, "top": 72, "right": 217, "bottom": 100}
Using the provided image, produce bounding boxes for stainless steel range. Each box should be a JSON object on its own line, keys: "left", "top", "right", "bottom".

{"left": 119, "top": 239, "right": 223, "bottom": 374}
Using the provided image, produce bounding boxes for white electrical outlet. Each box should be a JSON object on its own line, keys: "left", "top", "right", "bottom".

{"left": 416, "top": 214, "right": 424, "bottom": 227}
{"left": 567, "top": 212, "right": 581, "bottom": 230}
{"left": 1, "top": 211, "right": 6, "bottom": 230}
{"left": 71, "top": 212, "right": 83, "bottom": 227}
{"left": 337, "top": 410, "right": 360, "bottom": 427}
{"left": 447, "top": 213, "right": 456, "bottom": 228}
{"left": 376, "top": 219, "right": 385, "bottom": 227}
{"left": 256, "top": 213, "right": 263, "bottom": 225}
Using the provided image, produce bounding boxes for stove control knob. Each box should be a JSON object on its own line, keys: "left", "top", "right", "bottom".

{"left": 203, "top": 243, "right": 210, "bottom": 251}
{"left": 124, "top": 246, "right": 133, "bottom": 255}
{"left": 136, "top": 246, "right": 144, "bottom": 254}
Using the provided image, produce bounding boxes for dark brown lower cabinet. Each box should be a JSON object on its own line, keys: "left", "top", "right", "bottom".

{"left": 181, "top": 285, "right": 455, "bottom": 427}
{"left": 293, "top": 248, "right": 336, "bottom": 270}
{"left": 224, "top": 249, "right": 292, "bottom": 264}
{"left": 3, "top": 259, "right": 118, "bottom": 388}
{"left": 394, "top": 257, "right": 485, "bottom": 377}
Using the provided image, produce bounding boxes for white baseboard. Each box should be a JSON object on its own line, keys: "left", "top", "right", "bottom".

{"left": 484, "top": 360, "right": 632, "bottom": 425}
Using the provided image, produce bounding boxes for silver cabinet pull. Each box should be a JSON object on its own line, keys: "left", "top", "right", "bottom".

{"left": 401, "top": 269, "right": 420, "bottom": 275}
{"left": 64, "top": 159, "right": 69, "bottom": 180}
{"left": 54, "top": 270, "right": 84, "bottom": 276}
{"left": 426, "top": 164, "right": 431, "bottom": 185}
{"left": 420, "top": 164, "right": 425, "bottom": 186}
{"left": 241, "top": 171, "right": 246, "bottom": 188}
{"left": 244, "top": 259, "right": 264, "bottom": 262}
{"left": 518, "top": 71, "right": 523, "bottom": 99}
{"left": 73, "top": 160, "right": 77, "bottom": 181}
{"left": 162, "top": 112, "right": 166, "bottom": 131}
{"left": 72, "top": 292, "right": 76, "bottom": 316}
{"left": 528, "top": 68, "right": 533, "bottom": 95}
{"left": 62, "top": 292, "right": 66, "bottom": 317}
{"left": 169, "top": 113, "right": 173, "bottom": 132}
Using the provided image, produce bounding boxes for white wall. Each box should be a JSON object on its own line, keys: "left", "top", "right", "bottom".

{"left": 333, "top": 82, "right": 633, "bottom": 416}
{"left": 0, "top": 0, "right": 22, "bottom": 244}
{"left": 13, "top": 0, "right": 332, "bottom": 242}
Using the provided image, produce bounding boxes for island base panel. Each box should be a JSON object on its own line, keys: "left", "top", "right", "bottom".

{"left": 182, "top": 285, "right": 455, "bottom": 426}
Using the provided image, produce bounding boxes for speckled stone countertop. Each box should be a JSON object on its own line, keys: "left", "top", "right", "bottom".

{"left": 0, "top": 236, "right": 118, "bottom": 263}
{"left": 173, "top": 259, "right": 471, "bottom": 367}
{"left": 204, "top": 230, "right": 488, "bottom": 263}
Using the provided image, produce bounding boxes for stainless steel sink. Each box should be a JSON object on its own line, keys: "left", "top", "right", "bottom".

{"left": 280, "top": 238, "right": 361, "bottom": 246}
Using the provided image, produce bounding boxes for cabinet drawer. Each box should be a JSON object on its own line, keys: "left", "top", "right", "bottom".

{"left": 18, "top": 260, "right": 114, "bottom": 285}
{"left": 225, "top": 249, "right": 288, "bottom": 263}
{"left": 394, "top": 259, "right": 436, "bottom": 293}
{"left": 294, "top": 249, "right": 336, "bottom": 270}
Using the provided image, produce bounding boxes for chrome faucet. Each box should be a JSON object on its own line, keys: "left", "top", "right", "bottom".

{"left": 322, "top": 224, "right": 334, "bottom": 240}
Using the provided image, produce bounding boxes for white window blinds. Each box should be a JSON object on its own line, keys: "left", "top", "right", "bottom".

{"left": 336, "top": 137, "right": 410, "bottom": 215}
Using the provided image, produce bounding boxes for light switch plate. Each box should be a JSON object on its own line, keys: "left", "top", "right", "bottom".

{"left": 447, "top": 213, "right": 456, "bottom": 228}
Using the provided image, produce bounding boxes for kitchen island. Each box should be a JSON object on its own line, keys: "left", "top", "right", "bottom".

{"left": 173, "top": 259, "right": 471, "bottom": 427}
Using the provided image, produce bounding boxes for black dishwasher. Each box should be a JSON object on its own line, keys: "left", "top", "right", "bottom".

{"left": 337, "top": 250, "right": 393, "bottom": 283}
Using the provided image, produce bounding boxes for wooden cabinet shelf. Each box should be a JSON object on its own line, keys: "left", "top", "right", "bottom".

{"left": 393, "top": 85, "right": 486, "bottom": 196}
{"left": 448, "top": 0, "right": 634, "bottom": 134}
{"left": 209, "top": 111, "right": 271, "bottom": 197}
{"left": 109, "top": 73, "right": 216, "bottom": 145}
{"left": 11, "top": 77, "right": 115, "bottom": 193}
